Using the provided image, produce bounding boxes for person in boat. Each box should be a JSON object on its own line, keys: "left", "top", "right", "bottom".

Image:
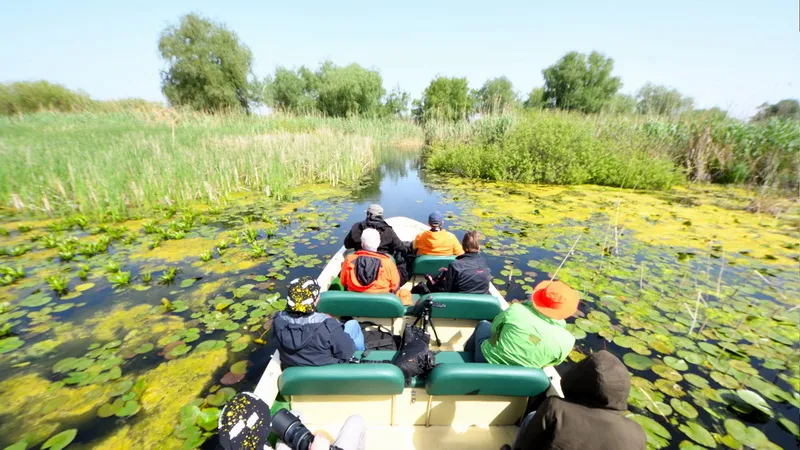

{"left": 465, "top": 280, "right": 578, "bottom": 367}
{"left": 428, "top": 231, "right": 491, "bottom": 294}
{"left": 507, "top": 350, "right": 646, "bottom": 450}
{"left": 344, "top": 203, "right": 409, "bottom": 286}
{"left": 271, "top": 276, "right": 365, "bottom": 367}
{"left": 344, "top": 204, "right": 404, "bottom": 254}
{"left": 340, "top": 228, "right": 401, "bottom": 293}
{"left": 412, "top": 211, "right": 464, "bottom": 256}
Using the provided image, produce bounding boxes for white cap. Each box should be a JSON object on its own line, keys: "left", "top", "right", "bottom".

{"left": 361, "top": 228, "right": 380, "bottom": 252}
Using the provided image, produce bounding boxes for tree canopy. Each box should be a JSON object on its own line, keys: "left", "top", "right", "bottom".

{"left": 636, "top": 83, "right": 694, "bottom": 117}
{"left": 382, "top": 87, "right": 411, "bottom": 117}
{"left": 752, "top": 99, "right": 800, "bottom": 122}
{"left": 542, "top": 51, "right": 621, "bottom": 113}
{"left": 472, "top": 77, "right": 517, "bottom": 114}
{"left": 414, "top": 76, "right": 471, "bottom": 122}
{"left": 264, "top": 61, "right": 385, "bottom": 117}
{"left": 158, "top": 13, "right": 259, "bottom": 113}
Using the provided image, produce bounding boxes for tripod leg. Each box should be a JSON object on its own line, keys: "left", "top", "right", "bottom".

{"left": 428, "top": 317, "right": 442, "bottom": 347}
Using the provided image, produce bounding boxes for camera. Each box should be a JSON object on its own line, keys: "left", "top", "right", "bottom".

{"left": 219, "top": 392, "right": 341, "bottom": 450}
{"left": 271, "top": 409, "right": 315, "bottom": 450}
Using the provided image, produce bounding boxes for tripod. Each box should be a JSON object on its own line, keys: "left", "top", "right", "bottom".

{"left": 411, "top": 297, "right": 444, "bottom": 347}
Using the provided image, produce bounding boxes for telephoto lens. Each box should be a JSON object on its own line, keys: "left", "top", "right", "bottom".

{"left": 271, "top": 409, "right": 315, "bottom": 450}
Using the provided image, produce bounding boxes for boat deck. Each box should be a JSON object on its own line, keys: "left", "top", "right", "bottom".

{"left": 310, "top": 425, "right": 518, "bottom": 450}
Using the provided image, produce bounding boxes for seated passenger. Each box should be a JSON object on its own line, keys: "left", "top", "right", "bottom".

{"left": 272, "top": 276, "right": 365, "bottom": 368}
{"left": 340, "top": 228, "right": 400, "bottom": 293}
{"left": 413, "top": 211, "right": 464, "bottom": 256}
{"left": 465, "top": 280, "right": 578, "bottom": 368}
{"left": 344, "top": 204, "right": 404, "bottom": 254}
{"left": 508, "top": 350, "right": 646, "bottom": 450}
{"left": 429, "top": 231, "right": 490, "bottom": 294}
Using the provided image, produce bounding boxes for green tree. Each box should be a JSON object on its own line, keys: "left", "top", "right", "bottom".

{"left": 263, "top": 66, "right": 318, "bottom": 113}
{"left": 751, "top": 99, "right": 800, "bottom": 122}
{"left": 158, "top": 13, "right": 259, "bottom": 113}
{"left": 473, "top": 77, "right": 517, "bottom": 114}
{"left": 315, "top": 62, "right": 385, "bottom": 117}
{"left": 635, "top": 83, "right": 694, "bottom": 116}
{"left": 603, "top": 93, "right": 637, "bottom": 115}
{"left": 542, "top": 51, "right": 621, "bottom": 113}
{"left": 382, "top": 87, "right": 411, "bottom": 117}
{"left": 522, "top": 87, "right": 547, "bottom": 109}
{"left": 415, "top": 76, "right": 471, "bottom": 122}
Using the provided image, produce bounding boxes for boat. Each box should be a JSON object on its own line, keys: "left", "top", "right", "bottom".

{"left": 253, "top": 217, "right": 560, "bottom": 450}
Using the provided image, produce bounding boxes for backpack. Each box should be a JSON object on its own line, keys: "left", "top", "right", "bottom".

{"left": 360, "top": 321, "right": 399, "bottom": 351}
{"left": 393, "top": 325, "right": 436, "bottom": 385}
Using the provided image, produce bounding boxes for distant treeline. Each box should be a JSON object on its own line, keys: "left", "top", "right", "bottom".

{"left": 0, "top": 81, "right": 162, "bottom": 116}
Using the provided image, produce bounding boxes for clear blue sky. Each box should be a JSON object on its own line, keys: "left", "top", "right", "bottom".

{"left": 1, "top": 0, "right": 797, "bottom": 118}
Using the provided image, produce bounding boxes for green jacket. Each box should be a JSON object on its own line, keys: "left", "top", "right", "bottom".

{"left": 481, "top": 301, "right": 575, "bottom": 368}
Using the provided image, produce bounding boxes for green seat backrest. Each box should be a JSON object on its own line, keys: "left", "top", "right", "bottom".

{"left": 318, "top": 291, "right": 405, "bottom": 318}
{"left": 412, "top": 255, "right": 456, "bottom": 275}
{"left": 412, "top": 293, "right": 503, "bottom": 320}
{"left": 279, "top": 364, "right": 405, "bottom": 395}
{"left": 426, "top": 364, "right": 550, "bottom": 397}
{"left": 354, "top": 350, "right": 475, "bottom": 388}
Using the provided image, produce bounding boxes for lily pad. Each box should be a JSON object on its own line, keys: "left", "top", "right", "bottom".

{"left": 134, "top": 343, "right": 154, "bottom": 354}
{"left": 3, "top": 441, "right": 27, "bottom": 450}
{"left": 710, "top": 371, "right": 740, "bottom": 389}
{"left": 629, "top": 414, "right": 671, "bottom": 449}
{"left": 41, "top": 429, "right": 77, "bottom": 450}
{"left": 230, "top": 360, "right": 249, "bottom": 375}
{"left": 180, "top": 278, "right": 197, "bottom": 288}
{"left": 115, "top": 400, "right": 139, "bottom": 417}
{"left": 663, "top": 356, "right": 688, "bottom": 371}
{"left": 575, "top": 318, "right": 601, "bottom": 333}
{"left": 697, "top": 342, "right": 720, "bottom": 356}
{"left": 20, "top": 292, "right": 50, "bottom": 307}
{"left": 166, "top": 343, "right": 192, "bottom": 359}
{"left": 97, "top": 402, "right": 117, "bottom": 418}
{"left": 684, "top": 373, "right": 709, "bottom": 388}
{"left": 676, "top": 350, "right": 705, "bottom": 365}
{"left": 735, "top": 389, "right": 773, "bottom": 417}
{"left": 652, "top": 365, "right": 683, "bottom": 382}
{"left": 778, "top": 416, "right": 800, "bottom": 437}
{"left": 724, "top": 418, "right": 769, "bottom": 447}
{"left": 670, "top": 398, "right": 698, "bottom": 419}
{"left": 623, "top": 353, "right": 654, "bottom": 371}
{"left": 678, "top": 422, "right": 715, "bottom": 448}
{"left": 654, "top": 378, "right": 685, "bottom": 398}
{"left": 109, "top": 380, "right": 134, "bottom": 396}
{"left": 631, "top": 344, "right": 652, "bottom": 356}
{"left": 0, "top": 337, "right": 25, "bottom": 354}
{"left": 195, "top": 340, "right": 225, "bottom": 352}
{"left": 646, "top": 401, "right": 673, "bottom": 417}
{"left": 197, "top": 407, "right": 221, "bottom": 431}
{"left": 220, "top": 372, "right": 245, "bottom": 385}
{"left": 75, "top": 282, "right": 95, "bottom": 292}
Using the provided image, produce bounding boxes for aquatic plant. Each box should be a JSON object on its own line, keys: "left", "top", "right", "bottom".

{"left": 108, "top": 271, "right": 131, "bottom": 287}
{"left": 80, "top": 241, "right": 108, "bottom": 257}
{"left": 141, "top": 271, "right": 152, "bottom": 283}
{"left": 143, "top": 220, "right": 160, "bottom": 234}
{"left": 17, "top": 225, "right": 32, "bottom": 233}
{"left": 0, "top": 265, "right": 25, "bottom": 286}
{"left": 159, "top": 267, "right": 178, "bottom": 284}
{"left": 104, "top": 261, "right": 120, "bottom": 274}
{"left": 200, "top": 251, "right": 213, "bottom": 262}
{"left": 8, "top": 245, "right": 31, "bottom": 257}
{"left": 68, "top": 215, "right": 88, "bottom": 230}
{"left": 0, "top": 227, "right": 8, "bottom": 236}
{"left": 40, "top": 234, "right": 60, "bottom": 249}
{"left": 248, "top": 242, "right": 267, "bottom": 259}
{"left": 242, "top": 228, "right": 259, "bottom": 244}
{"left": 45, "top": 275, "right": 70, "bottom": 295}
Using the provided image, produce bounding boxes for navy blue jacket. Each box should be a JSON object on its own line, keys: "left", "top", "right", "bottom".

{"left": 271, "top": 311, "right": 355, "bottom": 367}
{"left": 435, "top": 252, "right": 492, "bottom": 294}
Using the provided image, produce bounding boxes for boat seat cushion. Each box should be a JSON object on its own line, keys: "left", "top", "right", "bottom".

{"left": 317, "top": 291, "right": 405, "bottom": 318}
{"left": 406, "top": 293, "right": 503, "bottom": 320}
{"left": 354, "top": 351, "right": 474, "bottom": 388}
{"left": 279, "top": 364, "right": 405, "bottom": 395}
{"left": 412, "top": 255, "right": 456, "bottom": 275}
{"left": 426, "top": 364, "right": 551, "bottom": 397}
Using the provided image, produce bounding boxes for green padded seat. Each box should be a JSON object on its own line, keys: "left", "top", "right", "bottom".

{"left": 426, "top": 364, "right": 550, "bottom": 397}
{"left": 407, "top": 293, "right": 503, "bottom": 320}
{"left": 317, "top": 291, "right": 405, "bottom": 318}
{"left": 279, "top": 364, "right": 405, "bottom": 395}
{"left": 412, "top": 255, "right": 456, "bottom": 275}
{"left": 354, "top": 351, "right": 474, "bottom": 388}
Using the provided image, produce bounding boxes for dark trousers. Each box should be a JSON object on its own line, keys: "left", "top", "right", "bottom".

{"left": 464, "top": 320, "right": 492, "bottom": 363}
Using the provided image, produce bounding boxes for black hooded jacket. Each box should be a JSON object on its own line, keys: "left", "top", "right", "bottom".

{"left": 271, "top": 311, "right": 355, "bottom": 368}
{"left": 433, "top": 252, "right": 491, "bottom": 294}
{"left": 344, "top": 215, "right": 405, "bottom": 254}
{"left": 513, "top": 350, "right": 646, "bottom": 450}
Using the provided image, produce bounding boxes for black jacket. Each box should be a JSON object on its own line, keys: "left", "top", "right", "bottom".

{"left": 344, "top": 216, "right": 405, "bottom": 254}
{"left": 271, "top": 311, "right": 355, "bottom": 367}
{"left": 513, "top": 350, "right": 646, "bottom": 450}
{"left": 434, "top": 252, "right": 491, "bottom": 294}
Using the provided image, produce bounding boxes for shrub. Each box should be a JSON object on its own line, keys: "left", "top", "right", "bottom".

{"left": 0, "top": 81, "right": 94, "bottom": 115}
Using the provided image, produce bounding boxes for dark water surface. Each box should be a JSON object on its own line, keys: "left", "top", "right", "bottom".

{"left": 0, "top": 151, "right": 798, "bottom": 449}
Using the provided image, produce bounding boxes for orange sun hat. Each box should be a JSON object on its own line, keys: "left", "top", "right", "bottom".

{"left": 531, "top": 280, "right": 580, "bottom": 320}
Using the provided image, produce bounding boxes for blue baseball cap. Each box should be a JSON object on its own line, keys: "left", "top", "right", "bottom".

{"left": 428, "top": 211, "right": 444, "bottom": 226}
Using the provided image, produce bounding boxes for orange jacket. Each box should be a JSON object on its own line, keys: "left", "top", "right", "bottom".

{"left": 414, "top": 229, "right": 464, "bottom": 256}
{"left": 340, "top": 250, "right": 400, "bottom": 293}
